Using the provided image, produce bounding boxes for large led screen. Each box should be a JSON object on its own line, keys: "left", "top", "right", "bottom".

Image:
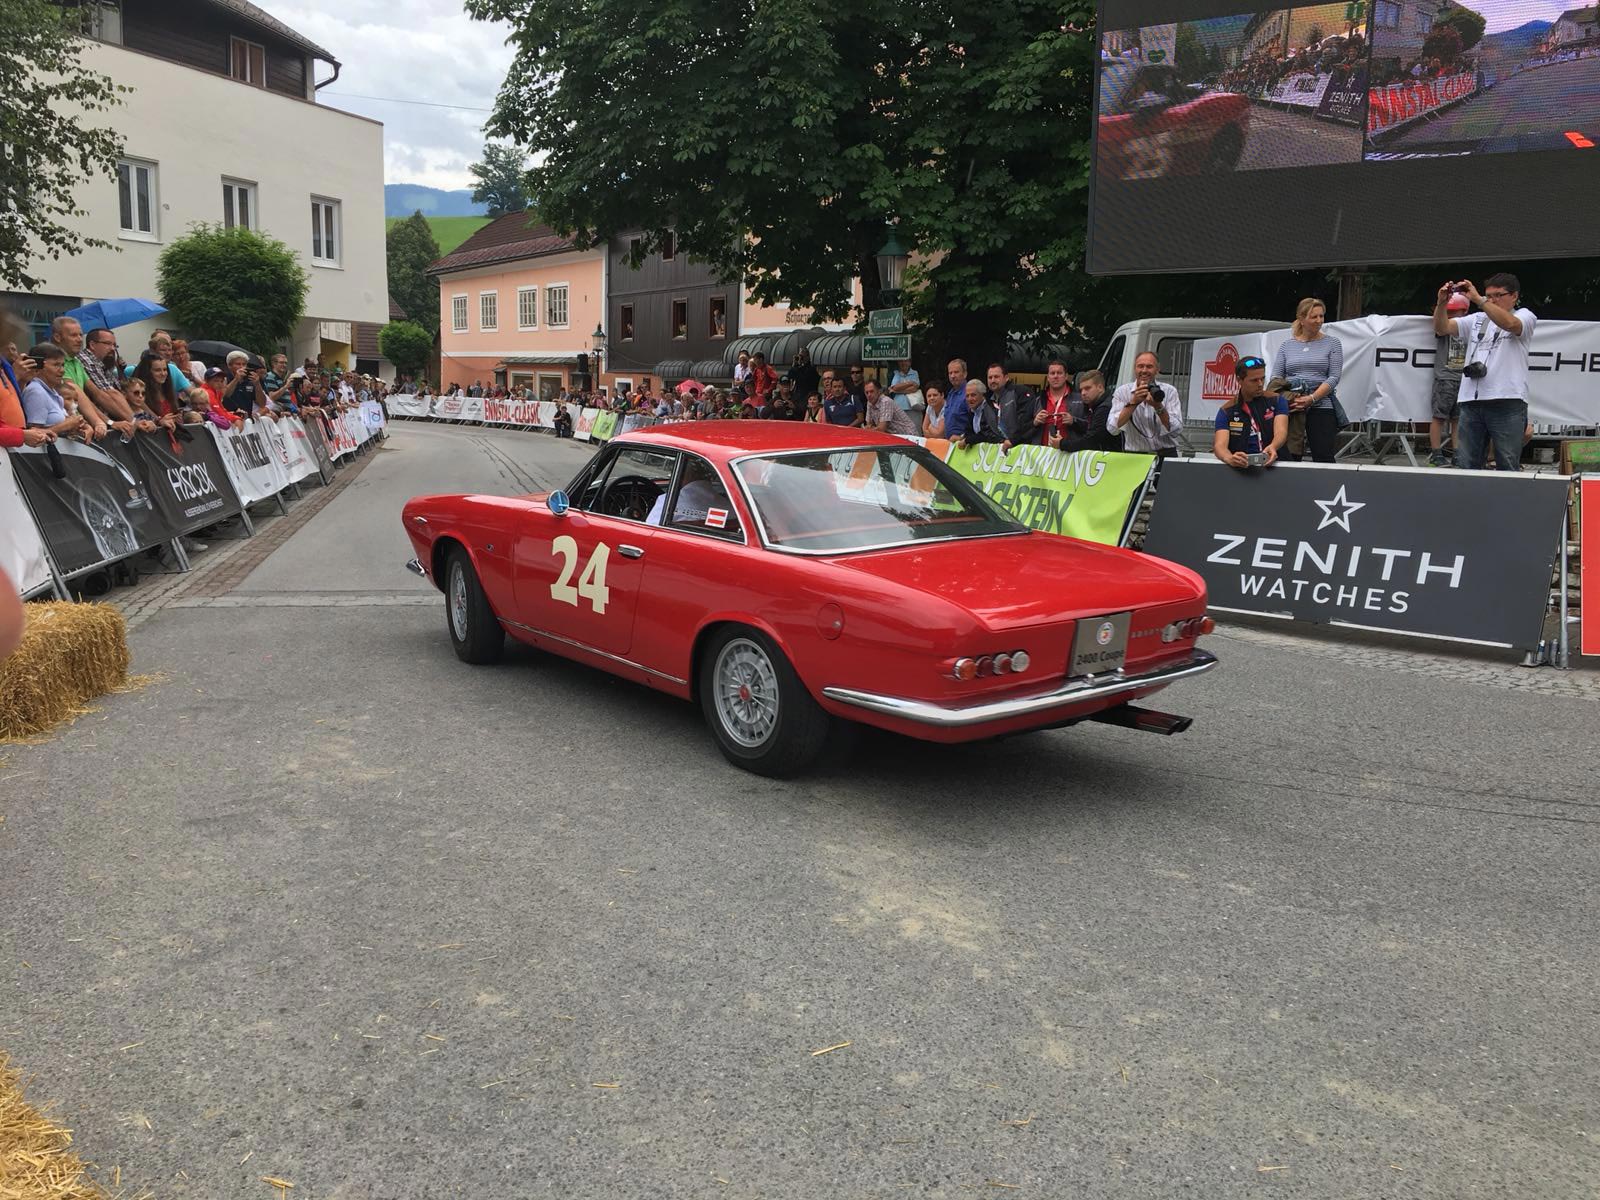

{"left": 1089, "top": 0, "right": 1600, "bottom": 274}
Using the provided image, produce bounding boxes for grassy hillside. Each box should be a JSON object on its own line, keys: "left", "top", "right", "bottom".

{"left": 387, "top": 215, "right": 491, "bottom": 257}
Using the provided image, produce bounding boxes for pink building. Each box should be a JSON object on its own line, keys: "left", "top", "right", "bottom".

{"left": 430, "top": 213, "right": 606, "bottom": 397}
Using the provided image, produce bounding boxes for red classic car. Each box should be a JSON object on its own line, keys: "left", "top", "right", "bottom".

{"left": 1097, "top": 59, "right": 1251, "bottom": 180}
{"left": 402, "top": 423, "right": 1216, "bottom": 776}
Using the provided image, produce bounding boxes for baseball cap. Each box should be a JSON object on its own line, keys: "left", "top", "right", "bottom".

{"left": 206, "top": 366, "right": 224, "bottom": 378}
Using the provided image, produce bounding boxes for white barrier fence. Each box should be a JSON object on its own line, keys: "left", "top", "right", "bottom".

{"left": 6, "top": 406, "right": 385, "bottom": 599}
{"left": 1187, "top": 316, "right": 1600, "bottom": 427}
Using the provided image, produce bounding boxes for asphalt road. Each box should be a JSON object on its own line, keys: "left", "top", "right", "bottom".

{"left": 1238, "top": 104, "right": 1363, "bottom": 171}
{"left": 1377, "top": 57, "right": 1600, "bottom": 154}
{"left": 3, "top": 422, "right": 1599, "bottom": 1198}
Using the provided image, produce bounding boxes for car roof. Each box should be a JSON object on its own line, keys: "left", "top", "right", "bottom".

{"left": 616, "top": 420, "right": 912, "bottom": 463}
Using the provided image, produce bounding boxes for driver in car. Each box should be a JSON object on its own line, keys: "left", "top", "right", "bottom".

{"left": 647, "top": 460, "right": 732, "bottom": 528}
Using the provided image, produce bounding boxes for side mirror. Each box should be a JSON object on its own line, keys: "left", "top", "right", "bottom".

{"left": 547, "top": 490, "right": 570, "bottom": 517}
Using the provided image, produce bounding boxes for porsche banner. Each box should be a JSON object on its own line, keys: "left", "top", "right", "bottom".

{"left": 945, "top": 445, "right": 1155, "bottom": 546}
{"left": 8, "top": 441, "right": 171, "bottom": 574}
{"left": 1143, "top": 461, "right": 1571, "bottom": 649}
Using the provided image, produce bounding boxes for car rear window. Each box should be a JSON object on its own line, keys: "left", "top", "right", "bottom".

{"left": 734, "top": 445, "right": 1024, "bottom": 554}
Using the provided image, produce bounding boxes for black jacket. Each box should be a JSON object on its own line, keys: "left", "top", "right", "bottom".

{"left": 963, "top": 400, "right": 1006, "bottom": 444}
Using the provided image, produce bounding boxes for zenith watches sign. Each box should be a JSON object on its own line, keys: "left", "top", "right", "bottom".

{"left": 1144, "top": 462, "right": 1571, "bottom": 650}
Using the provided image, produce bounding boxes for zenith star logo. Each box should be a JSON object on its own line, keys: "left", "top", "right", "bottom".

{"left": 1313, "top": 485, "right": 1366, "bottom": 533}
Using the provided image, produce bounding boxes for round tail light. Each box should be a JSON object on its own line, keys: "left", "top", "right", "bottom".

{"left": 952, "top": 657, "right": 979, "bottom": 682}
{"left": 992, "top": 653, "right": 1013, "bottom": 674}
{"left": 1009, "top": 650, "right": 1030, "bottom": 674}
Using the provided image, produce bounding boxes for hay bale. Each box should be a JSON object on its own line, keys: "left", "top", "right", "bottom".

{"left": 0, "top": 603, "right": 129, "bottom": 741}
{"left": 0, "top": 1052, "right": 105, "bottom": 1199}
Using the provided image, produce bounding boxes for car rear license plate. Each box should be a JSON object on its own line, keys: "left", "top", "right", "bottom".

{"left": 1070, "top": 612, "right": 1131, "bottom": 677}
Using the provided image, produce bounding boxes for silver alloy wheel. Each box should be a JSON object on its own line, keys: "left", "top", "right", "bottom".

{"left": 449, "top": 561, "right": 469, "bottom": 642}
{"left": 714, "top": 637, "right": 780, "bottom": 749}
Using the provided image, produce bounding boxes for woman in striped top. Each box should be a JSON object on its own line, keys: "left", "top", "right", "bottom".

{"left": 1272, "top": 298, "right": 1344, "bottom": 463}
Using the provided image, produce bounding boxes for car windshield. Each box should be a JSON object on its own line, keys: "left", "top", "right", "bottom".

{"left": 734, "top": 445, "right": 1026, "bottom": 553}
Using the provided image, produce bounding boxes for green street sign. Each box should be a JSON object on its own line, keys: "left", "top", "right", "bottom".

{"left": 868, "top": 307, "right": 904, "bottom": 335}
{"left": 863, "top": 335, "right": 911, "bottom": 361}
{"left": 1345, "top": 1, "right": 1365, "bottom": 21}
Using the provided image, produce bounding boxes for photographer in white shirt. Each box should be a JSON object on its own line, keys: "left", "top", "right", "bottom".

{"left": 1433, "top": 273, "right": 1536, "bottom": 471}
{"left": 1108, "top": 351, "right": 1183, "bottom": 456}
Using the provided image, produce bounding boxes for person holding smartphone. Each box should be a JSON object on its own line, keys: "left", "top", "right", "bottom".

{"left": 1433, "top": 273, "right": 1536, "bottom": 472}
{"left": 1108, "top": 351, "right": 1182, "bottom": 456}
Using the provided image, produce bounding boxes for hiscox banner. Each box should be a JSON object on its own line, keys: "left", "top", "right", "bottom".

{"left": 1143, "top": 461, "right": 1571, "bottom": 649}
{"left": 1188, "top": 317, "right": 1600, "bottom": 427}
{"left": 946, "top": 444, "right": 1155, "bottom": 546}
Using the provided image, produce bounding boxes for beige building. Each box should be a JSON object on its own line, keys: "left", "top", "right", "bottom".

{"left": 15, "top": 0, "right": 388, "bottom": 373}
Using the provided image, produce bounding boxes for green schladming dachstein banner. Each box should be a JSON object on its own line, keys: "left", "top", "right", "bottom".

{"left": 945, "top": 444, "right": 1155, "bottom": 546}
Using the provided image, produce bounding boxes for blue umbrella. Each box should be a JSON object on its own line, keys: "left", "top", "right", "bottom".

{"left": 63, "top": 297, "right": 168, "bottom": 333}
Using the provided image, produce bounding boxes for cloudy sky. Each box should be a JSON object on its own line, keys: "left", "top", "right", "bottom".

{"left": 1465, "top": 0, "right": 1572, "bottom": 33}
{"left": 269, "top": 0, "right": 517, "bottom": 189}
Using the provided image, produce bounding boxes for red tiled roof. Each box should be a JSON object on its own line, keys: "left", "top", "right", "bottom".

{"left": 428, "top": 211, "right": 584, "bottom": 275}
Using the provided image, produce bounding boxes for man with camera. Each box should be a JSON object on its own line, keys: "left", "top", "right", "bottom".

{"left": 1108, "top": 351, "right": 1182, "bottom": 456}
{"left": 1433, "top": 274, "right": 1536, "bottom": 472}
{"left": 221, "top": 350, "right": 267, "bottom": 418}
{"left": 1213, "top": 356, "right": 1287, "bottom": 470}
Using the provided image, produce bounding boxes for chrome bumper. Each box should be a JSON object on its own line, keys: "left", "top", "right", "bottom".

{"left": 821, "top": 649, "right": 1218, "bottom": 729}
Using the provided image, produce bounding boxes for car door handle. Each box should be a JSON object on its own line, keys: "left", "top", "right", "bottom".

{"left": 618, "top": 544, "right": 645, "bottom": 559}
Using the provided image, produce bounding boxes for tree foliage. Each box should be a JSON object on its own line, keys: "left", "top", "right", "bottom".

{"left": 378, "top": 321, "right": 433, "bottom": 376}
{"left": 387, "top": 211, "right": 442, "bottom": 334}
{"left": 465, "top": 0, "right": 1598, "bottom": 370}
{"left": 0, "top": 0, "right": 126, "bottom": 291}
{"left": 157, "top": 224, "right": 308, "bottom": 352}
{"left": 469, "top": 144, "right": 531, "bottom": 218}
{"left": 1435, "top": 7, "right": 1486, "bottom": 53}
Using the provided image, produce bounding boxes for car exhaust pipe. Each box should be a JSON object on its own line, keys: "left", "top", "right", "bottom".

{"left": 404, "top": 557, "right": 427, "bottom": 577}
{"left": 1089, "top": 704, "right": 1194, "bottom": 736}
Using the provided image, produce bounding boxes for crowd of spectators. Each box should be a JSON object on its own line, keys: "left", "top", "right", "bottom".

{"left": 1217, "top": 31, "right": 1366, "bottom": 96}
{"left": 2, "top": 319, "right": 388, "bottom": 454}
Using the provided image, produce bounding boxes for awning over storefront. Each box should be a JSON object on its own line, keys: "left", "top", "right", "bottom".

{"left": 767, "top": 327, "right": 828, "bottom": 366}
{"left": 655, "top": 359, "right": 695, "bottom": 380}
{"left": 498, "top": 354, "right": 581, "bottom": 366}
{"left": 692, "top": 358, "right": 733, "bottom": 382}
{"left": 722, "top": 334, "right": 778, "bottom": 365}
{"left": 804, "top": 333, "right": 863, "bottom": 369}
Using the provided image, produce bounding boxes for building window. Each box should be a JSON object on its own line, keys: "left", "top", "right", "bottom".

{"left": 620, "top": 304, "right": 634, "bottom": 341}
{"left": 671, "top": 299, "right": 688, "bottom": 340}
{"left": 230, "top": 36, "right": 266, "bottom": 86}
{"left": 1374, "top": 1, "right": 1400, "bottom": 30}
{"left": 628, "top": 236, "right": 642, "bottom": 262}
{"left": 479, "top": 291, "right": 498, "bottom": 332}
{"left": 709, "top": 296, "right": 726, "bottom": 339}
{"left": 517, "top": 286, "right": 538, "bottom": 330}
{"left": 116, "top": 158, "right": 157, "bottom": 238}
{"left": 311, "top": 197, "right": 340, "bottom": 265}
{"left": 451, "top": 294, "right": 468, "bottom": 334}
{"left": 662, "top": 230, "right": 676, "bottom": 261}
{"left": 546, "top": 284, "right": 569, "bottom": 328}
{"left": 1416, "top": 13, "right": 1432, "bottom": 34}
{"left": 80, "top": 1, "right": 122, "bottom": 43}
{"left": 222, "top": 178, "right": 257, "bottom": 231}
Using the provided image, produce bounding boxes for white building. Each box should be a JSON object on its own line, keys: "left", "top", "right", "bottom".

{"left": 13, "top": 0, "right": 388, "bottom": 374}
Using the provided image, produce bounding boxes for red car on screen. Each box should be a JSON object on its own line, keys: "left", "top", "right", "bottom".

{"left": 1098, "top": 59, "right": 1251, "bottom": 180}
{"left": 402, "top": 423, "right": 1217, "bottom": 776}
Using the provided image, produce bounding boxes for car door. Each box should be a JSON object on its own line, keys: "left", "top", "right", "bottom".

{"left": 513, "top": 444, "right": 677, "bottom": 657}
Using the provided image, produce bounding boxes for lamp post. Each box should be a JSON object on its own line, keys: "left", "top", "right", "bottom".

{"left": 589, "top": 323, "right": 606, "bottom": 393}
{"left": 875, "top": 230, "right": 910, "bottom": 307}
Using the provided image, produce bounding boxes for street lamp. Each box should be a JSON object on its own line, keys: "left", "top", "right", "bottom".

{"left": 875, "top": 230, "right": 910, "bottom": 304}
{"left": 589, "top": 322, "right": 606, "bottom": 391}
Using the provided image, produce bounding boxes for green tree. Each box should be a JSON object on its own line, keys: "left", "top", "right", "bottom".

{"left": 387, "top": 211, "right": 442, "bottom": 334}
{"left": 1174, "top": 23, "right": 1207, "bottom": 80}
{"left": 378, "top": 321, "right": 433, "bottom": 377}
{"left": 1434, "top": 7, "right": 1486, "bottom": 53}
{"left": 157, "top": 224, "right": 308, "bottom": 352}
{"left": 1, "top": 0, "right": 126, "bottom": 291}
{"left": 469, "top": 143, "right": 531, "bottom": 218}
{"left": 1421, "top": 25, "right": 1464, "bottom": 66}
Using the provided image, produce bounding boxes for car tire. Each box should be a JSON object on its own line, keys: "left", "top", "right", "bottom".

{"left": 699, "top": 627, "right": 832, "bottom": 777}
{"left": 444, "top": 547, "right": 504, "bottom": 665}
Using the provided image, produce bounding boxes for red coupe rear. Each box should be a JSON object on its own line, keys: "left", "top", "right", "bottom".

{"left": 403, "top": 423, "right": 1216, "bottom": 776}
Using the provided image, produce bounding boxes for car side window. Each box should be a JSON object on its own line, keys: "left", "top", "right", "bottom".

{"left": 656, "top": 454, "right": 742, "bottom": 540}
{"left": 586, "top": 446, "right": 679, "bottom": 524}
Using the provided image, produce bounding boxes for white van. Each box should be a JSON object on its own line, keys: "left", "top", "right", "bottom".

{"left": 1096, "top": 317, "right": 1286, "bottom": 420}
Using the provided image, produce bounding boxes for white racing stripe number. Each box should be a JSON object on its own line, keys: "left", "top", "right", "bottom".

{"left": 550, "top": 535, "right": 612, "bottom": 614}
